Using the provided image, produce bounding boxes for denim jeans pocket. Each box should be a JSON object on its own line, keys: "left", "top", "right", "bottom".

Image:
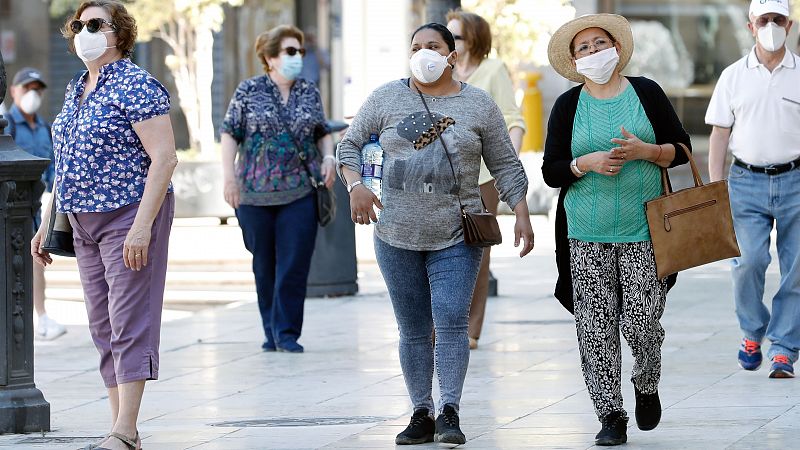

{"left": 728, "top": 164, "right": 747, "bottom": 179}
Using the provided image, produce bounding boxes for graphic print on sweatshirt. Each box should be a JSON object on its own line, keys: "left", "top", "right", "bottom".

{"left": 385, "top": 110, "right": 461, "bottom": 195}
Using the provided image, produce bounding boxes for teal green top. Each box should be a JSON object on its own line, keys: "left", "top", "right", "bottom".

{"left": 565, "top": 84, "right": 662, "bottom": 243}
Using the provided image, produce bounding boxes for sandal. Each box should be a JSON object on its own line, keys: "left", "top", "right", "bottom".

{"left": 95, "top": 432, "right": 140, "bottom": 450}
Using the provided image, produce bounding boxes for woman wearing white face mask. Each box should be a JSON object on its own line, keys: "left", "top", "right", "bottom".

{"left": 32, "top": 1, "right": 178, "bottom": 449}
{"left": 337, "top": 23, "right": 533, "bottom": 446}
{"left": 220, "top": 25, "right": 335, "bottom": 355}
{"left": 542, "top": 14, "right": 691, "bottom": 447}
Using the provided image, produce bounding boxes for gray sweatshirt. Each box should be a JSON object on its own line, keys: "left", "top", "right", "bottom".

{"left": 337, "top": 79, "right": 528, "bottom": 251}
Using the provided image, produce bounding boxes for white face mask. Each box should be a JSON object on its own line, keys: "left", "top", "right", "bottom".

{"left": 19, "top": 90, "right": 42, "bottom": 115}
{"left": 410, "top": 49, "right": 453, "bottom": 84}
{"left": 74, "top": 28, "right": 115, "bottom": 62}
{"left": 575, "top": 47, "right": 620, "bottom": 85}
{"left": 757, "top": 22, "right": 787, "bottom": 52}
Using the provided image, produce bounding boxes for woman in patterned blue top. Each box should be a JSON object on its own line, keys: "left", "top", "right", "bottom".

{"left": 220, "top": 25, "right": 335, "bottom": 354}
{"left": 31, "top": 2, "right": 177, "bottom": 449}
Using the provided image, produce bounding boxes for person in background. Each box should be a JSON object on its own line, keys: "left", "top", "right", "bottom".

{"left": 8, "top": 67, "right": 66, "bottom": 340}
{"left": 706, "top": 0, "right": 799, "bottom": 379}
{"left": 298, "top": 28, "right": 330, "bottom": 87}
{"left": 337, "top": 22, "right": 533, "bottom": 446}
{"left": 220, "top": 24, "right": 336, "bottom": 354}
{"left": 543, "top": 14, "right": 690, "bottom": 446}
{"left": 446, "top": 9, "right": 525, "bottom": 350}
{"left": 32, "top": 1, "right": 178, "bottom": 449}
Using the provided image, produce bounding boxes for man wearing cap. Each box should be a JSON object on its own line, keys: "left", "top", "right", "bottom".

{"left": 8, "top": 67, "right": 66, "bottom": 340}
{"left": 706, "top": 0, "right": 799, "bottom": 379}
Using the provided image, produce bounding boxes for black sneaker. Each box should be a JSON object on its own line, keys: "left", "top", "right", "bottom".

{"left": 395, "top": 408, "right": 434, "bottom": 445}
{"left": 635, "top": 387, "right": 662, "bottom": 431}
{"left": 435, "top": 404, "right": 466, "bottom": 445}
{"left": 595, "top": 411, "right": 628, "bottom": 446}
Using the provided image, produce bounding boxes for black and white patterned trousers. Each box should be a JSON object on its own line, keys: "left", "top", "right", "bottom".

{"left": 569, "top": 239, "right": 668, "bottom": 420}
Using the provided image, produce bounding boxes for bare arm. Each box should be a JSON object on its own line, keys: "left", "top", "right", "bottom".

{"left": 708, "top": 126, "right": 731, "bottom": 182}
{"left": 509, "top": 126, "right": 524, "bottom": 156}
{"left": 317, "top": 133, "right": 336, "bottom": 188}
{"left": 221, "top": 132, "right": 240, "bottom": 208}
{"left": 31, "top": 181, "right": 57, "bottom": 266}
{"left": 127, "top": 114, "right": 178, "bottom": 271}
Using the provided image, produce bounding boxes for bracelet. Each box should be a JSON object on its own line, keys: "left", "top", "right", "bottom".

{"left": 655, "top": 144, "right": 664, "bottom": 162}
{"left": 570, "top": 158, "right": 585, "bottom": 176}
{"left": 323, "top": 154, "right": 337, "bottom": 162}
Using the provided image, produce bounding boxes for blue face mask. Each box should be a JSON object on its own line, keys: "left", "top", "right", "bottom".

{"left": 278, "top": 54, "right": 303, "bottom": 80}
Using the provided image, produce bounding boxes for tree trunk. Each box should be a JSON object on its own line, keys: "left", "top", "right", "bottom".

{"left": 161, "top": 18, "right": 217, "bottom": 159}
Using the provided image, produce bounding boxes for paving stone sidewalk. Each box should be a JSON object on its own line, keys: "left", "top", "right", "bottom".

{"left": 1, "top": 214, "right": 797, "bottom": 449}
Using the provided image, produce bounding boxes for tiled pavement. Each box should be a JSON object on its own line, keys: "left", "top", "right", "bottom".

{"left": 1, "top": 210, "right": 797, "bottom": 449}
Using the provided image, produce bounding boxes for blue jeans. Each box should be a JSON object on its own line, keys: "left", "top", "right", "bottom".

{"left": 374, "top": 237, "right": 482, "bottom": 414}
{"left": 728, "top": 164, "right": 800, "bottom": 362}
{"left": 236, "top": 194, "right": 318, "bottom": 347}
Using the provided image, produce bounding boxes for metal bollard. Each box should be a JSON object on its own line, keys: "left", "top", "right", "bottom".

{"left": 0, "top": 52, "right": 51, "bottom": 433}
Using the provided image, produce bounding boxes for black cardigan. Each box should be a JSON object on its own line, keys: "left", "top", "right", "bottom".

{"left": 541, "top": 76, "right": 692, "bottom": 314}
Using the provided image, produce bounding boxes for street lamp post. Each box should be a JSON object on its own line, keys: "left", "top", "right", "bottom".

{"left": 0, "top": 51, "right": 51, "bottom": 433}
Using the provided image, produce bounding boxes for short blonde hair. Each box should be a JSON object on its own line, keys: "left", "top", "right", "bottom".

{"left": 255, "top": 25, "right": 304, "bottom": 72}
{"left": 446, "top": 9, "right": 492, "bottom": 66}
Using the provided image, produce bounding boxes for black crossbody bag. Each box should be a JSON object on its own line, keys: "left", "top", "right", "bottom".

{"left": 268, "top": 80, "right": 335, "bottom": 226}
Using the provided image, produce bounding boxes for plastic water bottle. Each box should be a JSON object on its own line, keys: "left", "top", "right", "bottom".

{"left": 361, "top": 133, "right": 383, "bottom": 219}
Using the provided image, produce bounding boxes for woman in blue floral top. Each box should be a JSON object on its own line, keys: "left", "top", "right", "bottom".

{"left": 220, "top": 24, "right": 335, "bottom": 354}
{"left": 31, "top": 2, "right": 177, "bottom": 449}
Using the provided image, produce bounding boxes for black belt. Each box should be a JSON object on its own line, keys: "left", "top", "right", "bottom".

{"left": 733, "top": 157, "right": 800, "bottom": 175}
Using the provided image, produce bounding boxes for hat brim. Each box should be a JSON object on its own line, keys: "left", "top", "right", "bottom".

{"left": 547, "top": 14, "right": 634, "bottom": 83}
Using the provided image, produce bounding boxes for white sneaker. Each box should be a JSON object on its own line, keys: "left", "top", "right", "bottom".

{"left": 36, "top": 315, "right": 67, "bottom": 340}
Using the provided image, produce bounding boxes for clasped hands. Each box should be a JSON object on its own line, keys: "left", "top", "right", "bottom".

{"left": 580, "top": 126, "right": 654, "bottom": 176}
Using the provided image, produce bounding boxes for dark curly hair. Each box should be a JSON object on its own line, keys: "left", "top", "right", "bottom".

{"left": 62, "top": 0, "right": 137, "bottom": 58}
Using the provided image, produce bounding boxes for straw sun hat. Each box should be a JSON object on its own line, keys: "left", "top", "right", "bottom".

{"left": 547, "top": 14, "right": 634, "bottom": 83}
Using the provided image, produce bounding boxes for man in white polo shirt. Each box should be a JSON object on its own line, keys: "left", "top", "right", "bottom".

{"left": 706, "top": 0, "right": 800, "bottom": 379}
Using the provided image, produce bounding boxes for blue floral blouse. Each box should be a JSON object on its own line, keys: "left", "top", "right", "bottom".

{"left": 51, "top": 59, "right": 172, "bottom": 213}
{"left": 220, "top": 75, "right": 330, "bottom": 206}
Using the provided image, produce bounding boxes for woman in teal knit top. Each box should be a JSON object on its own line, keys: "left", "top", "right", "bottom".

{"left": 543, "top": 14, "right": 691, "bottom": 447}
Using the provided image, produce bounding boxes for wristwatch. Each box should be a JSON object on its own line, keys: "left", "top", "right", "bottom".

{"left": 570, "top": 158, "right": 585, "bottom": 177}
{"left": 346, "top": 180, "right": 363, "bottom": 193}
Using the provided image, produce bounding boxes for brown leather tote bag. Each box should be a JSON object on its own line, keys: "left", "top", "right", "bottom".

{"left": 645, "top": 143, "right": 740, "bottom": 278}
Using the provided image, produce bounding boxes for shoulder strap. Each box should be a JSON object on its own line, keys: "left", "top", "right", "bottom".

{"left": 264, "top": 77, "right": 321, "bottom": 188}
{"left": 416, "top": 87, "right": 492, "bottom": 214}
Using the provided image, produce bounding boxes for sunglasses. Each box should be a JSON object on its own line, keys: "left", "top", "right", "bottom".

{"left": 70, "top": 18, "right": 115, "bottom": 34}
{"left": 754, "top": 15, "right": 788, "bottom": 28}
{"left": 282, "top": 46, "right": 306, "bottom": 56}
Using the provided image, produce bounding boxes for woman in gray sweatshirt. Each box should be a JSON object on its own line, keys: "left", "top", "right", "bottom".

{"left": 337, "top": 23, "right": 533, "bottom": 446}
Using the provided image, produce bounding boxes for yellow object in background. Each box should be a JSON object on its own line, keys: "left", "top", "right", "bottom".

{"left": 521, "top": 72, "right": 543, "bottom": 152}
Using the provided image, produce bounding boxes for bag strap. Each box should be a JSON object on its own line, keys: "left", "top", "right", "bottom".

{"left": 659, "top": 142, "right": 699, "bottom": 195}
{"left": 264, "top": 77, "right": 322, "bottom": 189}
{"left": 416, "top": 87, "right": 488, "bottom": 214}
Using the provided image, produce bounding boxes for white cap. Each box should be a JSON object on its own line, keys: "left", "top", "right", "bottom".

{"left": 750, "top": 0, "right": 790, "bottom": 17}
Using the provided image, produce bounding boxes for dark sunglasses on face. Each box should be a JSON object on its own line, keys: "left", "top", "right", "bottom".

{"left": 70, "top": 18, "right": 115, "bottom": 34}
{"left": 282, "top": 46, "right": 306, "bottom": 56}
{"left": 754, "top": 15, "right": 788, "bottom": 28}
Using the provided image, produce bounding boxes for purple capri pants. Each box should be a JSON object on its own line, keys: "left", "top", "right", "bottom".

{"left": 69, "top": 194, "right": 174, "bottom": 388}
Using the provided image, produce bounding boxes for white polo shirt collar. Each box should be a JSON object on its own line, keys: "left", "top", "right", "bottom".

{"left": 745, "top": 46, "right": 797, "bottom": 70}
